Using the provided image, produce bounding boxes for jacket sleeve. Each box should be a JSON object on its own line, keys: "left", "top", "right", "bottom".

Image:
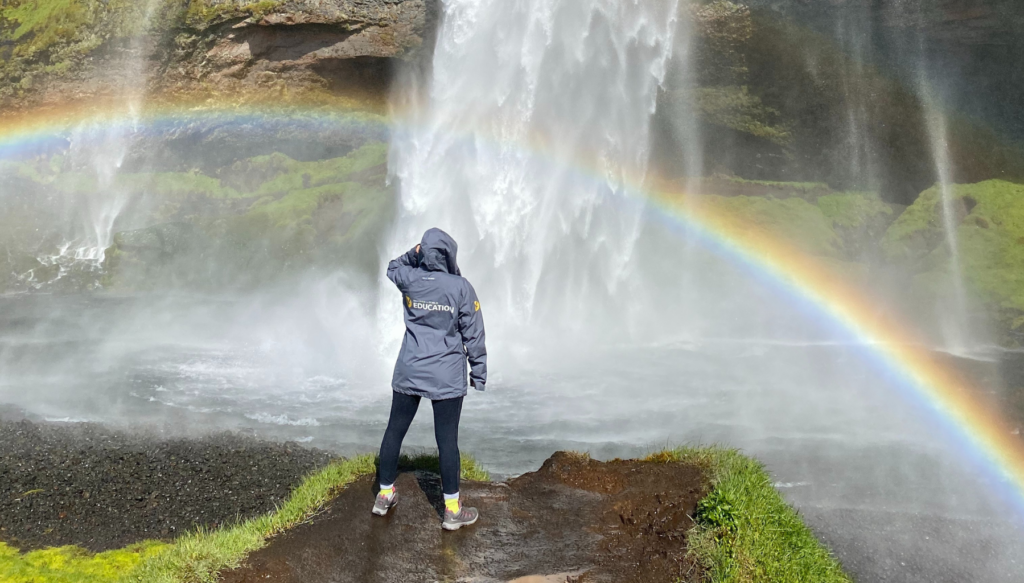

{"left": 458, "top": 281, "right": 487, "bottom": 390}
{"left": 386, "top": 247, "right": 420, "bottom": 290}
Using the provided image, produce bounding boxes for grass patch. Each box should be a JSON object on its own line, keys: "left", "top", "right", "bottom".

{"left": 396, "top": 452, "right": 491, "bottom": 482}
{"left": 647, "top": 447, "right": 851, "bottom": 583}
{"left": 184, "top": 0, "right": 284, "bottom": 29}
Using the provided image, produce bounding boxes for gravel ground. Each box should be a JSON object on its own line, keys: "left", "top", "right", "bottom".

{"left": 0, "top": 419, "right": 333, "bottom": 552}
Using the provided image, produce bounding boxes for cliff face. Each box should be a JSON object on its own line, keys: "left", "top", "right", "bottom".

{"left": 744, "top": 0, "right": 1024, "bottom": 140}
{"left": 0, "top": 0, "right": 439, "bottom": 109}
{"left": 172, "top": 0, "right": 439, "bottom": 97}
{"left": 653, "top": 0, "right": 1024, "bottom": 206}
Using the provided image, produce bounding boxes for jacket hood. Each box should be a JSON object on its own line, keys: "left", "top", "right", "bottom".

{"left": 420, "top": 228, "right": 461, "bottom": 275}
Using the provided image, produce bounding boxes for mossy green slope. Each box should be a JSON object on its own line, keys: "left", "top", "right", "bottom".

{"left": 696, "top": 194, "right": 842, "bottom": 258}
{"left": 0, "top": 0, "right": 189, "bottom": 96}
{"left": 882, "top": 180, "right": 1024, "bottom": 330}
{"left": 1, "top": 140, "right": 394, "bottom": 292}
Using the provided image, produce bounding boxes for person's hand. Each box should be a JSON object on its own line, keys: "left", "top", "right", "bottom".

{"left": 415, "top": 244, "right": 420, "bottom": 253}
{"left": 470, "top": 379, "right": 485, "bottom": 391}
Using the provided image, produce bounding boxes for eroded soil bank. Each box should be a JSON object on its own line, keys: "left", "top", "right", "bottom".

{"left": 222, "top": 452, "right": 707, "bottom": 583}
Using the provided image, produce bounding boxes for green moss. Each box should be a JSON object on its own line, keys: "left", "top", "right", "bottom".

{"left": 0, "top": 0, "right": 189, "bottom": 99}
{"left": 222, "top": 142, "right": 390, "bottom": 258}
{"left": 253, "top": 182, "right": 351, "bottom": 228}
{"left": 817, "top": 191, "right": 897, "bottom": 258}
{"left": 0, "top": 540, "right": 168, "bottom": 583}
{"left": 184, "top": 0, "right": 285, "bottom": 29}
{"left": 650, "top": 448, "right": 851, "bottom": 583}
{"left": 2, "top": 0, "right": 95, "bottom": 53}
{"left": 250, "top": 142, "right": 389, "bottom": 197}
{"left": 70, "top": 142, "right": 394, "bottom": 291}
{"left": 817, "top": 191, "right": 893, "bottom": 229}
{"left": 881, "top": 185, "right": 943, "bottom": 263}
{"left": 693, "top": 86, "right": 792, "bottom": 145}
{"left": 955, "top": 181, "right": 1024, "bottom": 314}
{"left": 698, "top": 193, "right": 842, "bottom": 258}
{"left": 882, "top": 180, "right": 1024, "bottom": 329}
{"left": 116, "top": 172, "right": 243, "bottom": 199}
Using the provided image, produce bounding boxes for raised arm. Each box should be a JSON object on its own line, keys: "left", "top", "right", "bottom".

{"left": 458, "top": 281, "right": 487, "bottom": 391}
{"left": 386, "top": 245, "right": 420, "bottom": 290}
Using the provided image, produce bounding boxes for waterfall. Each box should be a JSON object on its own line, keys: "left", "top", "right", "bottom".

{"left": 385, "top": 0, "right": 681, "bottom": 348}
{"left": 920, "top": 89, "right": 973, "bottom": 352}
{"left": 31, "top": 0, "right": 162, "bottom": 289}
{"left": 913, "top": 8, "right": 974, "bottom": 353}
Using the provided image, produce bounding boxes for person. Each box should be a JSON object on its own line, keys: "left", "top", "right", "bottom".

{"left": 372, "top": 228, "right": 487, "bottom": 530}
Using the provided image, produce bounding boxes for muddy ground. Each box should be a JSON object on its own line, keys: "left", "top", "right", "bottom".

{"left": 0, "top": 419, "right": 331, "bottom": 551}
{"left": 222, "top": 452, "right": 708, "bottom": 583}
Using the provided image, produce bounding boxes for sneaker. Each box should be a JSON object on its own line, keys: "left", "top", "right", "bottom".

{"left": 372, "top": 491, "right": 398, "bottom": 516}
{"left": 441, "top": 506, "right": 479, "bottom": 530}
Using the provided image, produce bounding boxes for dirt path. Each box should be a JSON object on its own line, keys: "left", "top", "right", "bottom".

{"left": 222, "top": 452, "right": 707, "bottom": 583}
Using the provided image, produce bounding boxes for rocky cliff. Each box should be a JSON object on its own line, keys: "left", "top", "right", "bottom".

{"left": 0, "top": 0, "right": 439, "bottom": 109}
{"left": 653, "top": 0, "right": 1024, "bottom": 205}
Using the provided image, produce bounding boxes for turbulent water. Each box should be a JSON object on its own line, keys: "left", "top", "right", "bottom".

{"left": 384, "top": 0, "right": 682, "bottom": 347}
{"left": 3, "top": 1, "right": 1024, "bottom": 582}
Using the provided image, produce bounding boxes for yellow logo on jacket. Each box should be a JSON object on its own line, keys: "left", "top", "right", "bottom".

{"left": 406, "top": 295, "right": 412, "bottom": 308}
{"left": 474, "top": 300, "right": 480, "bottom": 312}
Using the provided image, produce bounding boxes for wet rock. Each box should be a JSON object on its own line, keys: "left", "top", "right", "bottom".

{"left": 1, "top": 0, "right": 440, "bottom": 110}
{"left": 171, "top": 0, "right": 440, "bottom": 97}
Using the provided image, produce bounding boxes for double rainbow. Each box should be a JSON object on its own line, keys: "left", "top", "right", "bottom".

{"left": 3, "top": 99, "right": 1024, "bottom": 515}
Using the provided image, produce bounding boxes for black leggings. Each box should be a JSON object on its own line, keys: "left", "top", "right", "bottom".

{"left": 378, "top": 391, "right": 464, "bottom": 495}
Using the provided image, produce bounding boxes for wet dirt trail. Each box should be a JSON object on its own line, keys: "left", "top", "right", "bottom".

{"left": 221, "top": 452, "right": 707, "bottom": 583}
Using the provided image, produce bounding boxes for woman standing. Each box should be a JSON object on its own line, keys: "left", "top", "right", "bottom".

{"left": 373, "top": 228, "right": 487, "bottom": 530}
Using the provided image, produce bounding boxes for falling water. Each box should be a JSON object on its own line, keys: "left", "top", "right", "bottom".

{"left": 833, "top": 8, "right": 878, "bottom": 194}
{"left": 28, "top": 0, "right": 162, "bottom": 289}
{"left": 922, "top": 94, "right": 973, "bottom": 352}
{"left": 914, "top": 6, "right": 974, "bottom": 353}
{"left": 386, "top": 0, "right": 680, "bottom": 347}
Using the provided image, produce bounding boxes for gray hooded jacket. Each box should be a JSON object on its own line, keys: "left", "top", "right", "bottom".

{"left": 387, "top": 228, "right": 487, "bottom": 400}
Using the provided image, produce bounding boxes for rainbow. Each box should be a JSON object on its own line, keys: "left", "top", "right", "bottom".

{"left": 644, "top": 191, "right": 1024, "bottom": 517}
{"left": 3, "top": 99, "right": 1024, "bottom": 516}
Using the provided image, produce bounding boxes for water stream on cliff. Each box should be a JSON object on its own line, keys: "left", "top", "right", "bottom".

{"left": 25, "top": 0, "right": 162, "bottom": 290}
